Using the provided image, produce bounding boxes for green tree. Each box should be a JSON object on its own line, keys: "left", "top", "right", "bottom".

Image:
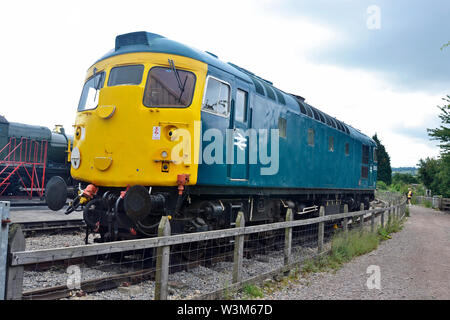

{"left": 372, "top": 134, "right": 392, "bottom": 185}
{"left": 417, "top": 157, "right": 440, "bottom": 190}
{"left": 427, "top": 95, "right": 450, "bottom": 154}
{"left": 418, "top": 96, "right": 450, "bottom": 197}
{"left": 417, "top": 45, "right": 450, "bottom": 197}
{"left": 392, "top": 173, "right": 419, "bottom": 185}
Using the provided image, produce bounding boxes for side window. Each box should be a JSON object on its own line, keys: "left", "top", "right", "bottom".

{"left": 278, "top": 117, "right": 287, "bottom": 138}
{"left": 362, "top": 145, "right": 369, "bottom": 164}
{"left": 308, "top": 129, "right": 315, "bottom": 146}
{"left": 108, "top": 65, "right": 144, "bottom": 86}
{"left": 78, "top": 72, "right": 105, "bottom": 111}
{"left": 202, "top": 77, "right": 230, "bottom": 116}
{"left": 345, "top": 143, "right": 350, "bottom": 156}
{"left": 328, "top": 136, "right": 334, "bottom": 152}
{"left": 373, "top": 147, "right": 378, "bottom": 162}
{"left": 235, "top": 89, "right": 248, "bottom": 122}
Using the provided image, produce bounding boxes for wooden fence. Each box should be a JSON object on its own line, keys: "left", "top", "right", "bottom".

{"left": 1, "top": 199, "right": 407, "bottom": 300}
{"left": 414, "top": 196, "right": 450, "bottom": 212}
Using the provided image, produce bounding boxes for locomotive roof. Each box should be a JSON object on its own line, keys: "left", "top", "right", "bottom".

{"left": 95, "top": 32, "right": 375, "bottom": 146}
{"left": 0, "top": 115, "right": 8, "bottom": 124}
{"left": 95, "top": 31, "right": 253, "bottom": 84}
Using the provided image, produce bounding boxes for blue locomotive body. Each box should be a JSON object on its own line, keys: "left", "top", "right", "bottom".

{"left": 195, "top": 61, "right": 377, "bottom": 193}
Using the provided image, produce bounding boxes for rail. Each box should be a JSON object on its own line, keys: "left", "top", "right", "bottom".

{"left": 1, "top": 199, "right": 407, "bottom": 300}
{"left": 19, "top": 219, "right": 85, "bottom": 235}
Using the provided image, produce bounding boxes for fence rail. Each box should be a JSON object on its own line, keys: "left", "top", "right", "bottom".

{"left": 1, "top": 199, "right": 407, "bottom": 300}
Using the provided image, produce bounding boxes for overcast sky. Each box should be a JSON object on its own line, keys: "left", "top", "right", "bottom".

{"left": 0, "top": 0, "right": 448, "bottom": 167}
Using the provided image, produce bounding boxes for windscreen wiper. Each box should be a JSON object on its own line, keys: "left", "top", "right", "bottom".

{"left": 168, "top": 59, "right": 187, "bottom": 103}
{"left": 93, "top": 73, "right": 103, "bottom": 102}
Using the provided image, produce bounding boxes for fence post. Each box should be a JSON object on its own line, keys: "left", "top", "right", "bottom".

{"left": 389, "top": 202, "right": 393, "bottom": 225}
{"left": 343, "top": 204, "right": 348, "bottom": 234}
{"left": 5, "top": 225, "right": 25, "bottom": 300}
{"left": 232, "top": 211, "right": 245, "bottom": 284}
{"left": 403, "top": 202, "right": 406, "bottom": 219}
{"left": 397, "top": 200, "right": 400, "bottom": 220}
{"left": 318, "top": 206, "right": 325, "bottom": 253}
{"left": 284, "top": 208, "right": 293, "bottom": 266}
{"left": 0, "top": 201, "right": 11, "bottom": 300}
{"left": 370, "top": 206, "right": 375, "bottom": 233}
{"left": 154, "top": 216, "right": 171, "bottom": 300}
{"left": 359, "top": 203, "right": 365, "bottom": 232}
{"left": 380, "top": 203, "right": 385, "bottom": 228}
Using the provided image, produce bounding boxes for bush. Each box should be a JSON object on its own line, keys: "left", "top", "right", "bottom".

{"left": 423, "top": 200, "right": 432, "bottom": 208}
{"left": 376, "top": 181, "right": 388, "bottom": 190}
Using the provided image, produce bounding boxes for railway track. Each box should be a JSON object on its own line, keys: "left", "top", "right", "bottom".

{"left": 23, "top": 268, "right": 155, "bottom": 300}
{"left": 22, "top": 252, "right": 235, "bottom": 300}
{"left": 19, "top": 219, "right": 85, "bottom": 236}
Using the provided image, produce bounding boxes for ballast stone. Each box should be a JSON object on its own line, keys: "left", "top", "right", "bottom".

{"left": 118, "top": 285, "right": 143, "bottom": 296}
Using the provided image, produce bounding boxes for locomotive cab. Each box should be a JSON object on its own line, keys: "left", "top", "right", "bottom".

{"left": 72, "top": 50, "right": 207, "bottom": 188}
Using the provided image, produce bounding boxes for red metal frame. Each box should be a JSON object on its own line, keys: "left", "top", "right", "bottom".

{"left": 0, "top": 137, "right": 48, "bottom": 198}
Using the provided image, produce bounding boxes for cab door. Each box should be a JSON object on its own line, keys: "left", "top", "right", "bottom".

{"left": 228, "top": 83, "right": 250, "bottom": 180}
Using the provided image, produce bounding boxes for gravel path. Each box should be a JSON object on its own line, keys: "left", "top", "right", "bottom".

{"left": 265, "top": 205, "right": 450, "bottom": 300}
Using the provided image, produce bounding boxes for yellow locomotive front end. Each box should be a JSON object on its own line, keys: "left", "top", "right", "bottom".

{"left": 72, "top": 52, "right": 207, "bottom": 188}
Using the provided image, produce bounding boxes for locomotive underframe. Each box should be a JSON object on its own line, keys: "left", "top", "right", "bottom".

{"left": 75, "top": 183, "right": 374, "bottom": 243}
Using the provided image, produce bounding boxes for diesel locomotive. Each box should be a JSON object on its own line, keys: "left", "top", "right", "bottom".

{"left": 46, "top": 31, "right": 377, "bottom": 242}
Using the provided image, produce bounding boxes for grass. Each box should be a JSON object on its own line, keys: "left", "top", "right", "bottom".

{"left": 423, "top": 200, "right": 432, "bottom": 208}
{"left": 242, "top": 284, "right": 264, "bottom": 299}
{"left": 301, "top": 216, "right": 405, "bottom": 275}
{"left": 301, "top": 230, "right": 380, "bottom": 274}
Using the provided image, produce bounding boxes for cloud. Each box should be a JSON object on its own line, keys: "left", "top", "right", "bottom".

{"left": 270, "top": 0, "right": 450, "bottom": 93}
{"left": 0, "top": 0, "right": 445, "bottom": 168}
